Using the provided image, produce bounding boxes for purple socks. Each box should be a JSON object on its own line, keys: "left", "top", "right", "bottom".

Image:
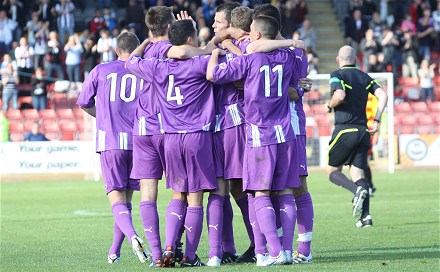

{"left": 248, "top": 194, "right": 267, "bottom": 255}
{"left": 222, "top": 195, "right": 236, "bottom": 254}
{"left": 184, "top": 206, "right": 204, "bottom": 260}
{"left": 254, "top": 195, "right": 282, "bottom": 257}
{"left": 108, "top": 202, "right": 132, "bottom": 256}
{"left": 164, "top": 199, "right": 186, "bottom": 249}
{"left": 207, "top": 194, "right": 224, "bottom": 258}
{"left": 111, "top": 202, "right": 137, "bottom": 245}
{"left": 277, "top": 194, "right": 297, "bottom": 251}
{"left": 140, "top": 201, "right": 162, "bottom": 260}
{"left": 295, "top": 193, "right": 314, "bottom": 256}
{"left": 235, "top": 196, "right": 255, "bottom": 247}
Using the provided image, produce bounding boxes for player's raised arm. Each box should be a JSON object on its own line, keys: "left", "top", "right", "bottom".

{"left": 246, "top": 39, "right": 305, "bottom": 54}
{"left": 206, "top": 48, "right": 222, "bottom": 82}
{"left": 166, "top": 42, "right": 217, "bottom": 59}
{"left": 125, "top": 39, "right": 157, "bottom": 82}
{"left": 220, "top": 39, "right": 242, "bottom": 56}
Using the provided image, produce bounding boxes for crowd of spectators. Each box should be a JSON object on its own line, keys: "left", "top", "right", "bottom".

{"left": 0, "top": 0, "right": 321, "bottom": 113}
{"left": 343, "top": 0, "right": 439, "bottom": 101}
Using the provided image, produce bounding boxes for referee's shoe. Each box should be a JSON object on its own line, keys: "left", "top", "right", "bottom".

{"left": 356, "top": 215, "right": 373, "bottom": 228}
{"left": 352, "top": 186, "right": 368, "bottom": 218}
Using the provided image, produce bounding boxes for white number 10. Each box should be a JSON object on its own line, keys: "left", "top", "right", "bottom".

{"left": 167, "top": 74, "right": 184, "bottom": 105}
{"left": 259, "top": 64, "right": 283, "bottom": 98}
{"left": 107, "top": 73, "right": 138, "bottom": 102}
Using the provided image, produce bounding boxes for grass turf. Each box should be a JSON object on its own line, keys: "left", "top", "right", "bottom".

{"left": 1, "top": 170, "right": 439, "bottom": 271}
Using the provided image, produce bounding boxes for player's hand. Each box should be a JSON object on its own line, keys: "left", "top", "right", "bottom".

{"left": 233, "top": 80, "right": 244, "bottom": 90}
{"left": 236, "top": 35, "right": 250, "bottom": 45}
{"left": 368, "top": 121, "right": 380, "bottom": 135}
{"left": 229, "top": 27, "right": 249, "bottom": 40}
{"left": 292, "top": 39, "right": 305, "bottom": 49}
{"left": 176, "top": 10, "right": 196, "bottom": 29}
{"left": 219, "top": 39, "right": 233, "bottom": 50}
{"left": 299, "top": 78, "right": 312, "bottom": 92}
{"left": 213, "top": 48, "right": 227, "bottom": 56}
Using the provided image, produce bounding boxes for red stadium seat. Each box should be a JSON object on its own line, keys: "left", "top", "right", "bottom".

{"left": 21, "top": 109, "right": 40, "bottom": 119}
{"left": 39, "top": 109, "right": 57, "bottom": 119}
{"left": 61, "top": 132, "right": 75, "bottom": 141}
{"left": 410, "top": 102, "right": 428, "bottom": 113}
{"left": 73, "top": 107, "right": 85, "bottom": 118}
{"left": 60, "top": 122, "right": 77, "bottom": 132}
{"left": 56, "top": 109, "right": 74, "bottom": 119}
{"left": 428, "top": 101, "right": 440, "bottom": 113}
{"left": 9, "top": 132, "right": 23, "bottom": 142}
{"left": 318, "top": 125, "right": 332, "bottom": 136}
{"left": 400, "top": 117, "right": 417, "bottom": 126}
{"left": 416, "top": 125, "right": 433, "bottom": 134}
{"left": 398, "top": 77, "right": 419, "bottom": 87}
{"left": 399, "top": 125, "right": 415, "bottom": 134}
{"left": 23, "top": 119, "right": 37, "bottom": 131}
{"left": 43, "top": 122, "right": 59, "bottom": 132}
{"left": 77, "top": 131, "right": 93, "bottom": 141}
{"left": 394, "top": 102, "right": 411, "bottom": 113}
{"left": 432, "top": 113, "right": 440, "bottom": 125}
{"left": 416, "top": 114, "right": 433, "bottom": 125}
{"left": 9, "top": 122, "right": 24, "bottom": 133}
{"left": 45, "top": 131, "right": 59, "bottom": 141}
{"left": 310, "top": 104, "right": 329, "bottom": 115}
{"left": 5, "top": 109, "right": 22, "bottom": 121}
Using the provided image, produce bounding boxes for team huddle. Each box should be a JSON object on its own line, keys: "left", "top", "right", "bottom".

{"left": 77, "top": 2, "right": 315, "bottom": 268}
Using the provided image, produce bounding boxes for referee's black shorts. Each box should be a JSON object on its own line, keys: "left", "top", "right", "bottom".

{"left": 328, "top": 124, "right": 370, "bottom": 169}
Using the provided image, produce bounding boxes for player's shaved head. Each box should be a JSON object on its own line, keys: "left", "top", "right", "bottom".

{"left": 338, "top": 45, "right": 356, "bottom": 63}
{"left": 145, "top": 6, "right": 175, "bottom": 37}
{"left": 231, "top": 6, "right": 253, "bottom": 32}
{"left": 252, "top": 16, "right": 279, "bottom": 40}
{"left": 116, "top": 32, "right": 140, "bottom": 53}
{"left": 216, "top": 2, "right": 241, "bottom": 24}
{"left": 253, "top": 4, "right": 282, "bottom": 31}
{"left": 169, "top": 20, "right": 196, "bottom": 46}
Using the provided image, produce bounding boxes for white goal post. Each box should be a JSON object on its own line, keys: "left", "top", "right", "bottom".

{"left": 308, "top": 72, "right": 395, "bottom": 174}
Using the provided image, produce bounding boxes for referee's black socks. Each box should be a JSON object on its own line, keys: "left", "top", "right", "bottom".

{"left": 355, "top": 178, "right": 370, "bottom": 218}
{"left": 329, "top": 171, "right": 358, "bottom": 194}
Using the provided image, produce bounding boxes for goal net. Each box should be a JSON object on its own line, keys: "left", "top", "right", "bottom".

{"left": 305, "top": 72, "right": 395, "bottom": 174}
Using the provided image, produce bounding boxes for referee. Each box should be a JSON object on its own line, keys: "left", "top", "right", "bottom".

{"left": 325, "top": 46, "right": 387, "bottom": 228}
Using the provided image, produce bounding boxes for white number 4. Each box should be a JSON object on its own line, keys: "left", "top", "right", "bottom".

{"left": 167, "top": 75, "right": 184, "bottom": 105}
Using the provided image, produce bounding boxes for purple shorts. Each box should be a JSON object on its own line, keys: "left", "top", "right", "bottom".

{"left": 243, "top": 140, "right": 300, "bottom": 192}
{"left": 131, "top": 135, "right": 165, "bottom": 180}
{"left": 100, "top": 150, "right": 140, "bottom": 194}
{"left": 213, "top": 124, "right": 245, "bottom": 180}
{"left": 297, "top": 135, "right": 308, "bottom": 176}
{"left": 164, "top": 132, "right": 217, "bottom": 193}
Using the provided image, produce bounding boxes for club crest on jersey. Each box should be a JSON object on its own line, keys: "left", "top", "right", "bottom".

{"left": 130, "top": 56, "right": 140, "bottom": 64}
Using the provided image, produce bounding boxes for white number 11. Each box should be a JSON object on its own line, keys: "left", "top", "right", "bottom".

{"left": 259, "top": 64, "right": 283, "bottom": 98}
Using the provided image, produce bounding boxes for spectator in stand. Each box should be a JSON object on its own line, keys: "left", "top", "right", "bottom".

{"left": 98, "top": 0, "right": 111, "bottom": 10}
{"left": 418, "top": 59, "right": 436, "bottom": 102}
{"left": 360, "top": 28, "right": 381, "bottom": 72}
{"left": 125, "top": 0, "right": 145, "bottom": 38}
{"left": 380, "top": 25, "right": 399, "bottom": 71}
{"left": 402, "top": 30, "right": 419, "bottom": 79}
{"left": 0, "top": 9, "right": 17, "bottom": 55}
{"left": 6, "top": 0, "right": 25, "bottom": 42}
{"left": 409, "top": 0, "right": 424, "bottom": 26}
{"left": 37, "top": 0, "right": 55, "bottom": 30}
{"left": 31, "top": 67, "right": 48, "bottom": 110}
{"left": 433, "top": 2, "right": 440, "bottom": 52}
{"left": 347, "top": 0, "right": 363, "bottom": 17}
{"left": 103, "top": 7, "right": 117, "bottom": 32}
{"left": 24, "top": 121, "right": 49, "bottom": 141}
{"left": 55, "top": 0, "right": 75, "bottom": 44}
{"left": 64, "top": 33, "right": 83, "bottom": 89}
{"left": 307, "top": 48, "right": 319, "bottom": 75}
{"left": 294, "top": 0, "right": 308, "bottom": 29}
{"left": 90, "top": 8, "right": 106, "bottom": 34}
{"left": 45, "top": 31, "right": 64, "bottom": 80}
{"left": 345, "top": 9, "right": 369, "bottom": 53}
{"left": 15, "top": 37, "right": 34, "bottom": 84}
{"left": 416, "top": 12, "right": 434, "bottom": 61}
{"left": 25, "top": 11, "right": 40, "bottom": 47}
{"left": 82, "top": 37, "right": 98, "bottom": 79}
{"left": 78, "top": 28, "right": 91, "bottom": 44}
{"left": 361, "top": 0, "right": 377, "bottom": 21}
{"left": 367, "top": 54, "right": 383, "bottom": 72}
{"left": 198, "top": 26, "right": 211, "bottom": 47}
{"left": 1, "top": 53, "right": 19, "bottom": 112}
{"left": 401, "top": 13, "right": 417, "bottom": 36}
{"left": 97, "top": 28, "right": 116, "bottom": 63}
{"left": 202, "top": 0, "right": 216, "bottom": 27}
{"left": 280, "top": 0, "right": 296, "bottom": 39}
{"left": 0, "top": 112, "right": 9, "bottom": 142}
{"left": 298, "top": 19, "right": 317, "bottom": 51}
{"left": 33, "top": 21, "right": 49, "bottom": 69}
{"left": 369, "top": 12, "right": 386, "bottom": 39}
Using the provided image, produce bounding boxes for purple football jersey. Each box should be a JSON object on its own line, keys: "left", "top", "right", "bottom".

{"left": 126, "top": 55, "right": 214, "bottom": 133}
{"left": 77, "top": 60, "right": 140, "bottom": 152}
{"left": 213, "top": 53, "right": 245, "bottom": 132}
{"left": 134, "top": 40, "right": 173, "bottom": 136}
{"left": 233, "top": 39, "right": 251, "bottom": 55}
{"left": 289, "top": 48, "right": 308, "bottom": 136}
{"left": 213, "top": 49, "right": 297, "bottom": 147}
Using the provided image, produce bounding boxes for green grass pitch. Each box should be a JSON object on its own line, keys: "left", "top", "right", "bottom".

{"left": 1, "top": 170, "right": 439, "bottom": 271}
